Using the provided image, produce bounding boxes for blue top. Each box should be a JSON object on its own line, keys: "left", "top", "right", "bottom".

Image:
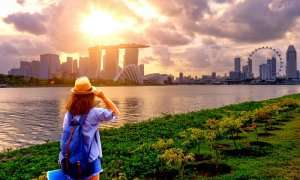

{"left": 59, "top": 107, "right": 116, "bottom": 163}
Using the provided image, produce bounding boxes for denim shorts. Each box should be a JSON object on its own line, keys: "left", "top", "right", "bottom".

{"left": 87, "top": 158, "right": 103, "bottom": 178}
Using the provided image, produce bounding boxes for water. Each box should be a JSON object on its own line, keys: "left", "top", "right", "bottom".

{"left": 0, "top": 85, "right": 300, "bottom": 150}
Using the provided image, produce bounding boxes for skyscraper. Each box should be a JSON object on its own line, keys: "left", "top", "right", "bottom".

{"left": 270, "top": 57, "right": 276, "bottom": 80}
{"left": 20, "top": 61, "right": 32, "bottom": 77}
{"left": 103, "top": 48, "right": 119, "bottom": 80}
{"left": 247, "top": 58, "right": 253, "bottom": 79}
{"left": 286, "top": 45, "right": 297, "bottom": 79}
{"left": 79, "top": 57, "right": 89, "bottom": 76}
{"left": 234, "top": 57, "right": 241, "bottom": 72}
{"left": 31, "top": 60, "right": 40, "bottom": 78}
{"left": 65, "top": 57, "right": 73, "bottom": 74}
{"left": 40, "top": 54, "right": 60, "bottom": 79}
{"left": 88, "top": 47, "right": 102, "bottom": 79}
{"left": 124, "top": 48, "right": 139, "bottom": 67}
{"left": 230, "top": 57, "right": 241, "bottom": 81}
{"left": 259, "top": 58, "right": 276, "bottom": 81}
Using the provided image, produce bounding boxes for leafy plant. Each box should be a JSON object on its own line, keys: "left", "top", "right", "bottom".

{"left": 159, "top": 148, "right": 194, "bottom": 179}
{"left": 152, "top": 138, "right": 174, "bottom": 151}
{"left": 204, "top": 130, "right": 222, "bottom": 166}
{"left": 178, "top": 128, "right": 205, "bottom": 153}
{"left": 219, "top": 117, "right": 243, "bottom": 150}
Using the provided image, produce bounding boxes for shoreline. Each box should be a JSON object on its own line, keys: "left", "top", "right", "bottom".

{"left": 2, "top": 83, "right": 300, "bottom": 89}
{"left": 1, "top": 94, "right": 300, "bottom": 179}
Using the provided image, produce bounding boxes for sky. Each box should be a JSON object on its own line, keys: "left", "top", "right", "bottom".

{"left": 0, "top": 0, "right": 300, "bottom": 76}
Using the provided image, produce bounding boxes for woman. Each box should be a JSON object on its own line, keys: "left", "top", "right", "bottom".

{"left": 59, "top": 76, "right": 120, "bottom": 180}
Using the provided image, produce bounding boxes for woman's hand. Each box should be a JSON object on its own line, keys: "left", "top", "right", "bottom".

{"left": 95, "top": 89, "right": 121, "bottom": 116}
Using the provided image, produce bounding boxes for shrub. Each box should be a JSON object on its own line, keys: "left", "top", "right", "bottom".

{"left": 219, "top": 117, "right": 243, "bottom": 150}
{"left": 178, "top": 128, "right": 205, "bottom": 153}
{"left": 204, "top": 130, "right": 222, "bottom": 164}
{"left": 159, "top": 148, "right": 194, "bottom": 179}
{"left": 152, "top": 138, "right": 174, "bottom": 151}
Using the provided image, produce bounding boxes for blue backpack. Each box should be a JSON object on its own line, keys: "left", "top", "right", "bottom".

{"left": 60, "top": 113, "right": 95, "bottom": 179}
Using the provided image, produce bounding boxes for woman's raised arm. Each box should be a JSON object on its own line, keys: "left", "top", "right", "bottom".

{"left": 95, "top": 90, "right": 121, "bottom": 116}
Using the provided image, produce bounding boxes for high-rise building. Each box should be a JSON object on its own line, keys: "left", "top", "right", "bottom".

{"left": 286, "top": 45, "right": 297, "bottom": 79}
{"left": 234, "top": 57, "right": 241, "bottom": 73}
{"left": 259, "top": 58, "right": 276, "bottom": 81}
{"left": 31, "top": 60, "right": 40, "bottom": 78}
{"left": 73, "top": 59, "right": 78, "bottom": 74}
{"left": 230, "top": 57, "right": 241, "bottom": 81}
{"left": 79, "top": 57, "right": 89, "bottom": 76}
{"left": 8, "top": 68, "right": 21, "bottom": 76}
{"left": 242, "top": 65, "right": 249, "bottom": 80}
{"left": 20, "top": 61, "right": 32, "bottom": 77}
{"left": 64, "top": 57, "right": 73, "bottom": 74}
{"left": 88, "top": 47, "right": 102, "bottom": 79}
{"left": 247, "top": 58, "right": 253, "bottom": 79}
{"left": 124, "top": 48, "right": 139, "bottom": 67}
{"left": 270, "top": 57, "right": 276, "bottom": 80}
{"left": 211, "top": 72, "right": 216, "bottom": 79}
{"left": 103, "top": 48, "right": 119, "bottom": 80}
{"left": 39, "top": 56, "right": 49, "bottom": 79}
{"left": 40, "top": 54, "right": 60, "bottom": 79}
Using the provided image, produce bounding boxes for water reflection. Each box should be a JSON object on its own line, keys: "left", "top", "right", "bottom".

{"left": 0, "top": 85, "right": 300, "bottom": 150}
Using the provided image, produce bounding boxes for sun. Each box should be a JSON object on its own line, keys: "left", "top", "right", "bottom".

{"left": 80, "top": 11, "right": 124, "bottom": 37}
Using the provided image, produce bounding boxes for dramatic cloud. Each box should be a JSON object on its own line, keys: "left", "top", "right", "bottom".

{"left": 16, "top": 0, "right": 25, "bottom": 6}
{"left": 150, "top": 0, "right": 210, "bottom": 19}
{"left": 195, "top": 0, "right": 300, "bottom": 42}
{"left": 145, "top": 22, "right": 192, "bottom": 46}
{"left": 3, "top": 12, "right": 47, "bottom": 35}
{"left": 152, "top": 46, "right": 174, "bottom": 66}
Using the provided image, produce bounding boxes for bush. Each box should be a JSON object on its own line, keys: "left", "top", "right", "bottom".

{"left": 159, "top": 148, "right": 194, "bottom": 179}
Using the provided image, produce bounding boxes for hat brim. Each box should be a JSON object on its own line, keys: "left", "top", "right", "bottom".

{"left": 71, "top": 86, "right": 97, "bottom": 95}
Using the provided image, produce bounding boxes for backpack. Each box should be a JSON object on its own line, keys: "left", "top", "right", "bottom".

{"left": 60, "top": 113, "right": 95, "bottom": 179}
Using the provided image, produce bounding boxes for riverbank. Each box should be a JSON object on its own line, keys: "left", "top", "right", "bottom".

{"left": 1, "top": 94, "right": 300, "bottom": 179}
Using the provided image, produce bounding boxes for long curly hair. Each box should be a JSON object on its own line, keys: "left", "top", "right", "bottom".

{"left": 65, "top": 93, "right": 96, "bottom": 115}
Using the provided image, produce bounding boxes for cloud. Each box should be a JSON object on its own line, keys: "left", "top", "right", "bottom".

{"left": 16, "top": 0, "right": 25, "bottom": 6}
{"left": 151, "top": 0, "right": 210, "bottom": 19}
{"left": 145, "top": 22, "right": 192, "bottom": 46}
{"left": 3, "top": 12, "right": 47, "bottom": 35}
{"left": 195, "top": 0, "right": 300, "bottom": 43}
{"left": 152, "top": 46, "right": 174, "bottom": 66}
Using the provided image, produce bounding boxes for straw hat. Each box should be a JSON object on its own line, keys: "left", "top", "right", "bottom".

{"left": 71, "top": 76, "right": 97, "bottom": 94}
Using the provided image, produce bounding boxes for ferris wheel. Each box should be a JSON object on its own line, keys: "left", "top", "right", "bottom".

{"left": 248, "top": 46, "right": 284, "bottom": 78}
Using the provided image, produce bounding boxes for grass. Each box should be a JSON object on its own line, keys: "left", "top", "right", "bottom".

{"left": 0, "top": 94, "right": 300, "bottom": 179}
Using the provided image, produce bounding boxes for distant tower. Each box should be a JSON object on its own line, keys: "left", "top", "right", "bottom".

{"left": 88, "top": 47, "right": 102, "bottom": 79}
{"left": 234, "top": 57, "right": 241, "bottom": 72}
{"left": 286, "top": 45, "right": 297, "bottom": 79}
{"left": 124, "top": 48, "right": 139, "bottom": 67}
{"left": 179, "top": 72, "right": 184, "bottom": 82}
{"left": 103, "top": 48, "right": 119, "bottom": 80}
{"left": 271, "top": 57, "right": 276, "bottom": 80}
{"left": 247, "top": 58, "right": 253, "bottom": 79}
{"left": 40, "top": 54, "right": 60, "bottom": 79}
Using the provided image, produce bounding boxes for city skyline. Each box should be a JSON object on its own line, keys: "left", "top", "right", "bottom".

{"left": 1, "top": 0, "right": 300, "bottom": 76}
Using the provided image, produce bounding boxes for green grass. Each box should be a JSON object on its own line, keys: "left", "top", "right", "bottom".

{"left": 1, "top": 94, "right": 300, "bottom": 179}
